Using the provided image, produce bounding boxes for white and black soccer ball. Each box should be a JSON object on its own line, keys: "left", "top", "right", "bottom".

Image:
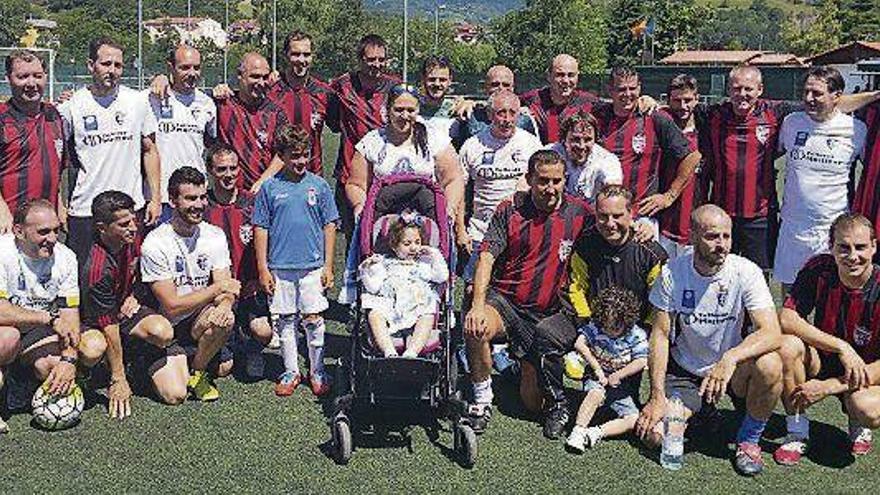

{"left": 31, "top": 382, "right": 85, "bottom": 431}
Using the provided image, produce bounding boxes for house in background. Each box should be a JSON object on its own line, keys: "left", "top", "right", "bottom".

{"left": 805, "top": 41, "right": 880, "bottom": 93}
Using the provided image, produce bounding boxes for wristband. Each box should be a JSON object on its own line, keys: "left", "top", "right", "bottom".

{"left": 59, "top": 355, "right": 78, "bottom": 365}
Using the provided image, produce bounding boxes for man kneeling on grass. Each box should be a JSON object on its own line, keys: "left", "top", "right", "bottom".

{"left": 635, "top": 205, "right": 783, "bottom": 476}
{"left": 775, "top": 213, "right": 880, "bottom": 465}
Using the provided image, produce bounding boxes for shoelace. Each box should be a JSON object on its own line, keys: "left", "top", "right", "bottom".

{"left": 851, "top": 428, "right": 873, "bottom": 443}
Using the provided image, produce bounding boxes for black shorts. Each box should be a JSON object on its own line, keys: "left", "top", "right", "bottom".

{"left": 236, "top": 293, "right": 270, "bottom": 336}
{"left": 18, "top": 325, "right": 57, "bottom": 354}
{"left": 118, "top": 307, "right": 157, "bottom": 338}
{"left": 664, "top": 357, "right": 743, "bottom": 416}
{"left": 815, "top": 351, "right": 846, "bottom": 381}
{"left": 731, "top": 213, "right": 778, "bottom": 271}
{"left": 174, "top": 309, "right": 234, "bottom": 372}
{"left": 485, "top": 288, "right": 550, "bottom": 358}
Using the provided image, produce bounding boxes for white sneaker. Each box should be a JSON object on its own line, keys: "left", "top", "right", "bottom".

{"left": 0, "top": 416, "right": 8, "bottom": 434}
{"left": 585, "top": 426, "right": 603, "bottom": 448}
{"left": 566, "top": 427, "right": 587, "bottom": 453}
{"left": 850, "top": 426, "right": 873, "bottom": 456}
{"left": 267, "top": 332, "right": 281, "bottom": 350}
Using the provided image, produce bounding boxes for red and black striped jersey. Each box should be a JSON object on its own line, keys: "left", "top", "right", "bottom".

{"left": 204, "top": 189, "right": 257, "bottom": 296}
{"left": 592, "top": 104, "right": 692, "bottom": 216}
{"left": 267, "top": 75, "right": 333, "bottom": 176}
{"left": 853, "top": 102, "right": 880, "bottom": 241}
{"left": 216, "top": 94, "right": 288, "bottom": 190}
{"left": 784, "top": 254, "right": 880, "bottom": 363}
{"left": 481, "top": 191, "right": 591, "bottom": 313}
{"left": 519, "top": 87, "right": 598, "bottom": 144}
{"left": 327, "top": 72, "right": 399, "bottom": 184}
{"left": 660, "top": 122, "right": 706, "bottom": 243}
{"left": 80, "top": 240, "right": 143, "bottom": 328}
{"left": 0, "top": 101, "right": 65, "bottom": 212}
{"left": 698, "top": 100, "right": 799, "bottom": 218}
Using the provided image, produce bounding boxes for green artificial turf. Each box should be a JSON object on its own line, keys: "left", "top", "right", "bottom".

{"left": 2, "top": 131, "right": 876, "bottom": 494}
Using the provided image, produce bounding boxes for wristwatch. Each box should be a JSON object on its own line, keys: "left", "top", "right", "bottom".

{"left": 59, "top": 355, "right": 78, "bottom": 365}
{"left": 47, "top": 308, "right": 60, "bottom": 327}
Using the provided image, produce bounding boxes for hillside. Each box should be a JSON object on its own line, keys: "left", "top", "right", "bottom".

{"left": 365, "top": 0, "right": 525, "bottom": 22}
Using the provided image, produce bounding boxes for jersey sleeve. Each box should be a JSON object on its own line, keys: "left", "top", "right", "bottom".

{"left": 57, "top": 254, "right": 80, "bottom": 308}
{"left": 252, "top": 183, "right": 272, "bottom": 229}
{"left": 140, "top": 239, "right": 173, "bottom": 283}
{"left": 84, "top": 266, "right": 119, "bottom": 327}
{"left": 354, "top": 131, "right": 378, "bottom": 163}
{"left": 57, "top": 100, "right": 74, "bottom": 140}
{"left": 481, "top": 199, "right": 512, "bottom": 258}
{"left": 741, "top": 260, "right": 775, "bottom": 311}
{"left": 601, "top": 150, "right": 623, "bottom": 186}
{"left": 654, "top": 113, "right": 693, "bottom": 162}
{"left": 629, "top": 325, "right": 650, "bottom": 359}
{"left": 427, "top": 123, "right": 453, "bottom": 155}
{"left": 566, "top": 246, "right": 593, "bottom": 318}
{"left": 211, "top": 230, "right": 232, "bottom": 271}
{"left": 141, "top": 94, "right": 159, "bottom": 136}
{"left": 318, "top": 180, "right": 340, "bottom": 226}
{"left": 205, "top": 99, "right": 218, "bottom": 140}
{"left": 649, "top": 264, "right": 675, "bottom": 313}
{"left": 783, "top": 260, "right": 820, "bottom": 316}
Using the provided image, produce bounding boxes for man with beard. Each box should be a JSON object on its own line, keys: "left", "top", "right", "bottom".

{"left": 149, "top": 45, "right": 217, "bottom": 220}
{"left": 0, "top": 50, "right": 66, "bottom": 234}
{"left": 464, "top": 150, "right": 591, "bottom": 435}
{"left": 0, "top": 200, "right": 107, "bottom": 432}
{"left": 140, "top": 167, "right": 240, "bottom": 401}
{"left": 81, "top": 191, "right": 186, "bottom": 415}
{"left": 635, "top": 205, "right": 783, "bottom": 476}
{"left": 520, "top": 54, "right": 599, "bottom": 144}
{"left": 547, "top": 109, "right": 622, "bottom": 206}
{"left": 59, "top": 37, "right": 161, "bottom": 263}
{"left": 659, "top": 74, "right": 706, "bottom": 259}
{"left": 775, "top": 213, "right": 880, "bottom": 465}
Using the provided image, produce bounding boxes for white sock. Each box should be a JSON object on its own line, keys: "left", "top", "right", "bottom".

{"left": 472, "top": 378, "right": 493, "bottom": 405}
{"left": 303, "top": 317, "right": 326, "bottom": 376}
{"left": 278, "top": 314, "right": 300, "bottom": 374}
{"left": 786, "top": 413, "right": 810, "bottom": 440}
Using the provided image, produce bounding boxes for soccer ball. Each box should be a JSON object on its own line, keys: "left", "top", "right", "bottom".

{"left": 31, "top": 382, "right": 85, "bottom": 431}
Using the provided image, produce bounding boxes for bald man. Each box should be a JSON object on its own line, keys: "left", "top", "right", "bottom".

{"left": 454, "top": 65, "right": 538, "bottom": 148}
{"left": 457, "top": 90, "right": 542, "bottom": 282}
{"left": 215, "top": 52, "right": 289, "bottom": 191}
{"left": 635, "top": 204, "right": 783, "bottom": 476}
{"left": 520, "top": 54, "right": 599, "bottom": 144}
{"left": 149, "top": 45, "right": 218, "bottom": 219}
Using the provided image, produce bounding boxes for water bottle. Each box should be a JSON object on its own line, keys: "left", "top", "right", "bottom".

{"left": 660, "top": 395, "right": 686, "bottom": 470}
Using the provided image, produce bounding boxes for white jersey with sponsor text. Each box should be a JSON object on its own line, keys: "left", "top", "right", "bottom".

{"left": 778, "top": 110, "right": 866, "bottom": 225}
{"left": 460, "top": 127, "right": 542, "bottom": 241}
{"left": 59, "top": 86, "right": 158, "bottom": 217}
{"left": 140, "top": 222, "right": 231, "bottom": 324}
{"left": 649, "top": 253, "right": 775, "bottom": 377}
{"left": 149, "top": 89, "right": 217, "bottom": 203}
{"left": 0, "top": 234, "right": 79, "bottom": 312}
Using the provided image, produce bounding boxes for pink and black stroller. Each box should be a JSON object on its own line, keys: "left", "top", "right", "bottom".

{"left": 329, "top": 174, "right": 477, "bottom": 467}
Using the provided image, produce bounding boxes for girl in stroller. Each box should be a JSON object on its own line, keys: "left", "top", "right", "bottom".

{"left": 359, "top": 213, "right": 449, "bottom": 358}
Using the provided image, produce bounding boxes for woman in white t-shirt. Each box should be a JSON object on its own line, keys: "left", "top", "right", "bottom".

{"left": 346, "top": 84, "right": 463, "bottom": 218}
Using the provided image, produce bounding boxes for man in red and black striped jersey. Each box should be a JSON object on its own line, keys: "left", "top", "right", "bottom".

{"left": 695, "top": 65, "right": 800, "bottom": 271}
{"left": 216, "top": 52, "right": 288, "bottom": 192}
{"left": 267, "top": 31, "right": 333, "bottom": 176}
{"left": 593, "top": 68, "right": 700, "bottom": 226}
{"left": 776, "top": 213, "right": 880, "bottom": 464}
{"left": 203, "top": 145, "right": 273, "bottom": 368}
{"left": 0, "top": 50, "right": 65, "bottom": 234}
{"left": 327, "top": 34, "right": 398, "bottom": 234}
{"left": 81, "top": 191, "right": 187, "bottom": 414}
{"left": 659, "top": 74, "right": 707, "bottom": 259}
{"left": 464, "top": 149, "right": 591, "bottom": 435}
{"left": 853, "top": 99, "right": 880, "bottom": 248}
{"left": 520, "top": 54, "right": 599, "bottom": 144}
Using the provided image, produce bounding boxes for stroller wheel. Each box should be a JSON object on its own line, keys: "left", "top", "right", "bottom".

{"left": 454, "top": 423, "right": 477, "bottom": 468}
{"left": 332, "top": 418, "right": 352, "bottom": 465}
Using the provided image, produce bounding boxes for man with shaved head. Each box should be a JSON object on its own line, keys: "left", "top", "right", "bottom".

{"left": 455, "top": 64, "right": 538, "bottom": 148}
{"left": 457, "top": 89, "right": 542, "bottom": 283}
{"left": 635, "top": 204, "right": 784, "bottom": 476}
{"left": 520, "top": 54, "right": 599, "bottom": 144}
{"left": 150, "top": 45, "right": 217, "bottom": 220}
{"left": 215, "top": 52, "right": 288, "bottom": 191}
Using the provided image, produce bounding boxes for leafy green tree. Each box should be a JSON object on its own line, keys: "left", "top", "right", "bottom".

{"left": 837, "top": 0, "right": 880, "bottom": 43}
{"left": 0, "top": 0, "right": 38, "bottom": 47}
{"left": 781, "top": 0, "right": 841, "bottom": 56}
{"left": 695, "top": 0, "right": 786, "bottom": 51}
{"left": 492, "top": 0, "right": 607, "bottom": 75}
{"left": 605, "top": 0, "right": 644, "bottom": 67}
